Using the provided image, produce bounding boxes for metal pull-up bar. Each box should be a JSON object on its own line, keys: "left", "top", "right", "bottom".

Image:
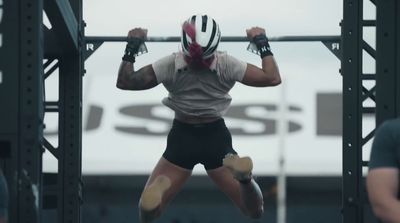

{"left": 84, "top": 35, "right": 342, "bottom": 60}
{"left": 85, "top": 35, "right": 341, "bottom": 43}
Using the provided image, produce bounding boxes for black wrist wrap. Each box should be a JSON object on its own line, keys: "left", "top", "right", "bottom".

{"left": 253, "top": 34, "right": 273, "bottom": 58}
{"left": 122, "top": 37, "right": 143, "bottom": 63}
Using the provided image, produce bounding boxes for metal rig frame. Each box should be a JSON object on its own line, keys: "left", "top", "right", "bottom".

{"left": 0, "top": 0, "right": 398, "bottom": 222}
{"left": 0, "top": 0, "right": 84, "bottom": 222}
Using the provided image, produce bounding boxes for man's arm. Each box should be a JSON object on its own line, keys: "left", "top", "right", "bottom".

{"left": 116, "top": 62, "right": 158, "bottom": 90}
{"left": 367, "top": 168, "right": 400, "bottom": 223}
{"left": 241, "top": 27, "right": 281, "bottom": 87}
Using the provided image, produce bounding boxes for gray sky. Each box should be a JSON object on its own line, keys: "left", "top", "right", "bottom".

{"left": 83, "top": 0, "right": 343, "bottom": 36}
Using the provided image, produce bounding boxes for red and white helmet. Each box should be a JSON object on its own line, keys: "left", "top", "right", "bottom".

{"left": 181, "top": 14, "right": 221, "bottom": 59}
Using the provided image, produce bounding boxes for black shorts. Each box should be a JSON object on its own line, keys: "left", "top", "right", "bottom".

{"left": 162, "top": 118, "right": 237, "bottom": 170}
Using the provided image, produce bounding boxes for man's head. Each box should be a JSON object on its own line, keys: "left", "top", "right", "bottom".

{"left": 181, "top": 14, "right": 221, "bottom": 67}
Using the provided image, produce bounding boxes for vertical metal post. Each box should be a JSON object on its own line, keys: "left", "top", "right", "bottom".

{"left": 376, "top": 0, "right": 399, "bottom": 123}
{"left": 0, "top": 0, "right": 44, "bottom": 222}
{"left": 341, "top": 0, "right": 364, "bottom": 222}
{"left": 57, "top": 0, "right": 83, "bottom": 222}
{"left": 0, "top": 0, "right": 20, "bottom": 221}
{"left": 398, "top": 2, "right": 400, "bottom": 116}
{"left": 18, "top": 0, "right": 44, "bottom": 221}
{"left": 58, "top": 58, "right": 83, "bottom": 223}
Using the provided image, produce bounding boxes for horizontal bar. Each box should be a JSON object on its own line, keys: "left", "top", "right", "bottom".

{"left": 362, "top": 73, "right": 376, "bottom": 80}
{"left": 362, "top": 20, "right": 376, "bottom": 27}
{"left": 45, "top": 101, "right": 59, "bottom": 112}
{"left": 363, "top": 107, "right": 376, "bottom": 114}
{"left": 85, "top": 35, "right": 341, "bottom": 43}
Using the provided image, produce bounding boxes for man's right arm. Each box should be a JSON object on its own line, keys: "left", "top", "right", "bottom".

{"left": 367, "top": 168, "right": 400, "bottom": 223}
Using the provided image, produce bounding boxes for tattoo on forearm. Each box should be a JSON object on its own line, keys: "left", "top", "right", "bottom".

{"left": 130, "top": 68, "right": 149, "bottom": 89}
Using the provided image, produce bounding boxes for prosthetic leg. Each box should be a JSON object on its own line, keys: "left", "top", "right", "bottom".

{"left": 139, "top": 175, "right": 171, "bottom": 223}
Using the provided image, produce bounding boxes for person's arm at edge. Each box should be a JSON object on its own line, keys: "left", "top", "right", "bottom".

{"left": 367, "top": 168, "right": 400, "bottom": 223}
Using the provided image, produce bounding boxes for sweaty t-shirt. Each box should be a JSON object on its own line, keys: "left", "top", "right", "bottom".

{"left": 152, "top": 51, "right": 247, "bottom": 117}
{"left": 369, "top": 118, "right": 400, "bottom": 169}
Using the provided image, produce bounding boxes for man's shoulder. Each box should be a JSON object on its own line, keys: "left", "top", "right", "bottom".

{"left": 379, "top": 118, "right": 400, "bottom": 133}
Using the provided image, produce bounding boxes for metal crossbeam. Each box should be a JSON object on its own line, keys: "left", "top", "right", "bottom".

{"left": 84, "top": 35, "right": 342, "bottom": 61}
{"left": 361, "top": 86, "right": 376, "bottom": 102}
{"left": 44, "top": 0, "right": 78, "bottom": 50}
{"left": 85, "top": 35, "right": 341, "bottom": 43}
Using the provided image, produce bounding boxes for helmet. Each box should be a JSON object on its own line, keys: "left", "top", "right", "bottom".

{"left": 181, "top": 14, "right": 221, "bottom": 59}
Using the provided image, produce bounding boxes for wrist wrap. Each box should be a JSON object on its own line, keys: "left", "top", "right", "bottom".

{"left": 122, "top": 37, "right": 143, "bottom": 63}
{"left": 253, "top": 34, "right": 273, "bottom": 58}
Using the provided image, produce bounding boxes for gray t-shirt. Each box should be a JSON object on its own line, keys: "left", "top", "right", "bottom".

{"left": 369, "top": 118, "right": 400, "bottom": 169}
{"left": 152, "top": 51, "right": 247, "bottom": 117}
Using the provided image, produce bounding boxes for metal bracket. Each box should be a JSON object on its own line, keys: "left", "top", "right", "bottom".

{"left": 84, "top": 41, "right": 104, "bottom": 61}
{"left": 322, "top": 40, "right": 342, "bottom": 60}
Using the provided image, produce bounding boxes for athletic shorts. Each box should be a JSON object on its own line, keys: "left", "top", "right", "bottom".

{"left": 162, "top": 118, "right": 237, "bottom": 170}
